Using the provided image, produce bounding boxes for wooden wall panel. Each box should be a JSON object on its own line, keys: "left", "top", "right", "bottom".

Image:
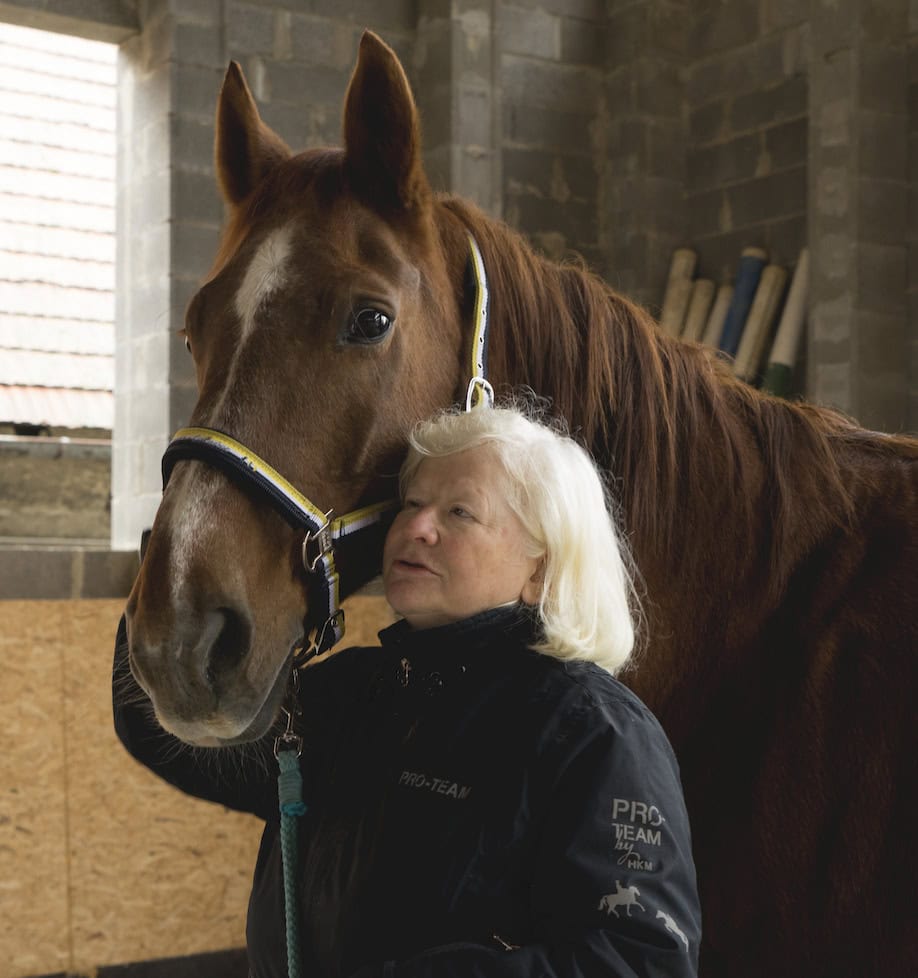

{"left": 0, "top": 594, "right": 393, "bottom": 977}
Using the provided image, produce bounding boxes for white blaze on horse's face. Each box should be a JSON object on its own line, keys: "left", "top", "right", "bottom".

{"left": 234, "top": 224, "right": 293, "bottom": 342}
{"left": 205, "top": 222, "right": 294, "bottom": 428}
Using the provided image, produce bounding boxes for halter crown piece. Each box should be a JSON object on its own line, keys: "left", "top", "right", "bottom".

{"left": 465, "top": 233, "right": 494, "bottom": 412}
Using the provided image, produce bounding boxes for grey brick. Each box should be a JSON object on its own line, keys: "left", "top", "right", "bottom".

{"left": 607, "top": 3, "right": 648, "bottom": 65}
{"left": 561, "top": 15, "right": 606, "bottom": 65}
{"left": 171, "top": 115, "right": 217, "bottom": 174}
{"left": 502, "top": 102, "right": 596, "bottom": 151}
{"left": 172, "top": 21, "right": 224, "bottom": 69}
{"left": 635, "top": 58, "right": 682, "bottom": 117}
{"left": 0, "top": 549, "right": 74, "bottom": 599}
{"left": 859, "top": 0, "right": 907, "bottom": 44}
{"left": 858, "top": 43, "right": 907, "bottom": 114}
{"left": 513, "top": 194, "right": 598, "bottom": 242}
{"left": 858, "top": 178, "right": 908, "bottom": 245}
{"left": 688, "top": 52, "right": 751, "bottom": 107}
{"left": 289, "top": 15, "right": 359, "bottom": 71}
{"left": 857, "top": 242, "right": 907, "bottom": 315}
{"left": 605, "top": 65, "right": 636, "bottom": 115}
{"left": 501, "top": 54, "right": 601, "bottom": 115}
{"left": 508, "top": 0, "right": 604, "bottom": 19}
{"left": 607, "top": 117, "right": 648, "bottom": 177}
{"left": 763, "top": 117, "right": 807, "bottom": 172}
{"left": 418, "top": 84, "right": 453, "bottom": 153}
{"left": 858, "top": 110, "right": 907, "bottom": 180}
{"left": 132, "top": 63, "right": 170, "bottom": 126}
{"left": 456, "top": 83, "right": 494, "bottom": 148}
{"left": 728, "top": 74, "right": 807, "bottom": 134}
{"left": 691, "top": 1, "right": 759, "bottom": 59}
{"left": 687, "top": 40, "right": 784, "bottom": 106}
{"left": 687, "top": 187, "right": 727, "bottom": 238}
{"left": 647, "top": 119, "right": 686, "bottom": 180}
{"left": 687, "top": 132, "right": 763, "bottom": 192}
{"left": 80, "top": 550, "right": 140, "bottom": 599}
{"left": 728, "top": 166, "right": 806, "bottom": 227}
{"left": 225, "top": 1, "right": 275, "bottom": 54}
{"left": 267, "top": 62, "right": 352, "bottom": 109}
{"left": 649, "top": 1, "right": 689, "bottom": 58}
{"left": 762, "top": 213, "right": 806, "bottom": 266}
{"left": 503, "top": 147, "right": 596, "bottom": 202}
{"left": 306, "top": 0, "right": 416, "bottom": 31}
{"left": 174, "top": 63, "right": 225, "bottom": 121}
{"left": 172, "top": 0, "right": 221, "bottom": 27}
{"left": 502, "top": 6, "right": 561, "bottom": 59}
{"left": 171, "top": 222, "right": 221, "bottom": 282}
{"left": 762, "top": 0, "right": 807, "bottom": 33}
{"left": 171, "top": 168, "right": 223, "bottom": 226}
{"left": 909, "top": 40, "right": 918, "bottom": 84}
{"left": 689, "top": 100, "right": 726, "bottom": 144}
{"left": 170, "top": 384, "right": 200, "bottom": 432}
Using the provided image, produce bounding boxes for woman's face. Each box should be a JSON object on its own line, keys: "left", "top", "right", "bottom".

{"left": 382, "top": 447, "right": 543, "bottom": 630}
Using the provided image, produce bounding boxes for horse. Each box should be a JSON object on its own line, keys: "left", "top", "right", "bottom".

{"left": 598, "top": 883, "right": 645, "bottom": 918}
{"left": 125, "top": 29, "right": 918, "bottom": 978}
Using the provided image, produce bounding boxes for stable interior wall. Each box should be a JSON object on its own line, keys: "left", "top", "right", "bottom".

{"left": 0, "top": 594, "right": 393, "bottom": 978}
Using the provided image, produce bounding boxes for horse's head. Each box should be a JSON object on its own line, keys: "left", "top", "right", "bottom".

{"left": 126, "top": 33, "right": 468, "bottom": 745}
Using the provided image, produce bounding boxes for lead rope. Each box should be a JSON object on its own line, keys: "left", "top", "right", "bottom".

{"left": 275, "top": 676, "right": 306, "bottom": 978}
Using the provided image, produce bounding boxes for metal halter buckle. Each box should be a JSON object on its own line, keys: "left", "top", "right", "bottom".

{"left": 291, "top": 609, "right": 345, "bottom": 669}
{"left": 302, "top": 510, "right": 334, "bottom": 572}
{"left": 273, "top": 672, "right": 303, "bottom": 757}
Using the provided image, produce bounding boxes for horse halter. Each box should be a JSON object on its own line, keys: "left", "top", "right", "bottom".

{"left": 158, "top": 232, "right": 492, "bottom": 664}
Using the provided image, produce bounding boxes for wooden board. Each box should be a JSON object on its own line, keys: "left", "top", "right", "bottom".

{"left": 0, "top": 594, "right": 394, "bottom": 977}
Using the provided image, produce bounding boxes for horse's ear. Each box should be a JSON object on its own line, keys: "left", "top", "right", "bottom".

{"left": 215, "top": 61, "right": 291, "bottom": 206}
{"left": 343, "top": 31, "right": 430, "bottom": 213}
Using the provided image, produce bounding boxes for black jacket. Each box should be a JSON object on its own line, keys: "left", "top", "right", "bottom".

{"left": 114, "top": 608, "right": 700, "bottom": 978}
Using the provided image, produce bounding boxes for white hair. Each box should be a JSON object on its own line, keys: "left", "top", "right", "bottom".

{"left": 400, "top": 404, "right": 643, "bottom": 674}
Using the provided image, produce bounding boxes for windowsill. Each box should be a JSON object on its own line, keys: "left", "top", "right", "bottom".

{"left": 0, "top": 544, "right": 139, "bottom": 599}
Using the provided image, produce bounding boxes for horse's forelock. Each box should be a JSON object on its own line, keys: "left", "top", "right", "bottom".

{"left": 207, "top": 149, "right": 347, "bottom": 282}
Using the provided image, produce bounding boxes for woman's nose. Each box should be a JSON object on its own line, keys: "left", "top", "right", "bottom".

{"left": 405, "top": 507, "right": 439, "bottom": 543}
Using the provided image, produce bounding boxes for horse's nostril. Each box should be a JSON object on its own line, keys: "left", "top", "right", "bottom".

{"left": 204, "top": 607, "right": 251, "bottom": 692}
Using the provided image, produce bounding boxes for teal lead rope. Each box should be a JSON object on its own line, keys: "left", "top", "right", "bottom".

{"left": 275, "top": 683, "right": 306, "bottom": 978}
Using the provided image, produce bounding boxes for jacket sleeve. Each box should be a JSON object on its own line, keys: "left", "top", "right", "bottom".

{"left": 112, "top": 614, "right": 276, "bottom": 820}
{"left": 349, "top": 684, "right": 701, "bottom": 978}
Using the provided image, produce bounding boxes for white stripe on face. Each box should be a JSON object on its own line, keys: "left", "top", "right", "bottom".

{"left": 204, "top": 223, "right": 294, "bottom": 428}
{"left": 234, "top": 224, "right": 293, "bottom": 341}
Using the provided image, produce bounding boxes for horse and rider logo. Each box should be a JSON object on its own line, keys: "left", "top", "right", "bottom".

{"left": 597, "top": 882, "right": 689, "bottom": 952}
{"left": 598, "top": 881, "right": 644, "bottom": 917}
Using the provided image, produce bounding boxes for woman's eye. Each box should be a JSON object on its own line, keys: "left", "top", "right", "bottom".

{"left": 451, "top": 507, "right": 472, "bottom": 519}
{"left": 347, "top": 308, "right": 393, "bottom": 344}
{"left": 184, "top": 336, "right": 192, "bottom": 354}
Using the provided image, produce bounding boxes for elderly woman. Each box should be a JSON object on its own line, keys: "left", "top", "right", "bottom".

{"left": 114, "top": 405, "right": 701, "bottom": 978}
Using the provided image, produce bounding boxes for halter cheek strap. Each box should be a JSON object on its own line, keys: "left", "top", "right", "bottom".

{"left": 465, "top": 233, "right": 494, "bottom": 411}
{"left": 160, "top": 427, "right": 397, "bottom": 660}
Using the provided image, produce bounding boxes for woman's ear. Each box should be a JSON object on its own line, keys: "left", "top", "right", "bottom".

{"left": 521, "top": 557, "right": 545, "bottom": 606}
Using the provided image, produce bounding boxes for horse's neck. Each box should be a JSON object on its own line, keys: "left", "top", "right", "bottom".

{"left": 473, "top": 233, "right": 864, "bottom": 708}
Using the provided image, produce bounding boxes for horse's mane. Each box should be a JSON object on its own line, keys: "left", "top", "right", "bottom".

{"left": 441, "top": 196, "right": 915, "bottom": 578}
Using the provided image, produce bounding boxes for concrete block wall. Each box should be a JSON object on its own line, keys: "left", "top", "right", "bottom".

{"left": 685, "top": 0, "right": 808, "bottom": 284}
{"left": 602, "top": 0, "right": 688, "bottom": 308}
{"left": 0, "top": 0, "right": 914, "bottom": 551}
{"left": 500, "top": 0, "right": 606, "bottom": 269}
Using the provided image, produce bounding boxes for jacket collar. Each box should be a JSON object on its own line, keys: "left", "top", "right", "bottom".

{"left": 378, "top": 604, "right": 537, "bottom": 663}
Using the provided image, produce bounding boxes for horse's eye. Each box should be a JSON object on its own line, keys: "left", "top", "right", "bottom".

{"left": 347, "top": 308, "right": 393, "bottom": 344}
